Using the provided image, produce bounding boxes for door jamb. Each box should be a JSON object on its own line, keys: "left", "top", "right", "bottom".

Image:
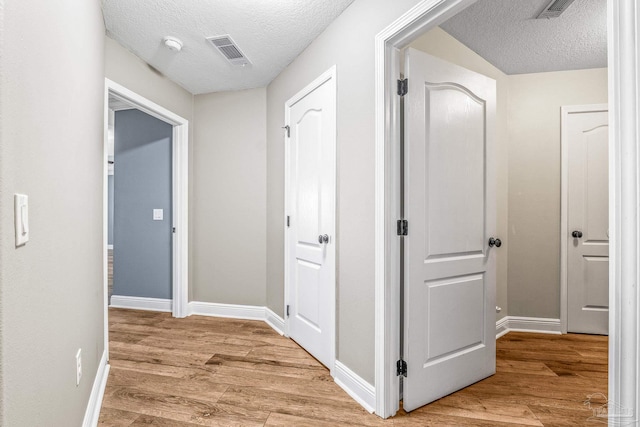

{"left": 283, "top": 66, "right": 337, "bottom": 375}
{"left": 103, "top": 79, "right": 190, "bottom": 352}
{"left": 375, "top": 0, "right": 639, "bottom": 421}
{"left": 559, "top": 103, "right": 608, "bottom": 334}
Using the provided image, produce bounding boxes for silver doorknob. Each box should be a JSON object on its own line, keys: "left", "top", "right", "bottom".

{"left": 488, "top": 237, "right": 502, "bottom": 248}
{"left": 572, "top": 230, "right": 583, "bottom": 238}
{"left": 318, "top": 234, "right": 329, "bottom": 244}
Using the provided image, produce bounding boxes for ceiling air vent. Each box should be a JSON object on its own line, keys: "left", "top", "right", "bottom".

{"left": 536, "top": 0, "right": 576, "bottom": 19}
{"left": 206, "top": 35, "right": 251, "bottom": 66}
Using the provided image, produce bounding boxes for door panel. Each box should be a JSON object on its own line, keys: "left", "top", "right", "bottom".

{"left": 403, "top": 48, "right": 497, "bottom": 412}
{"left": 425, "top": 84, "right": 486, "bottom": 258}
{"left": 567, "top": 109, "right": 609, "bottom": 334}
{"left": 286, "top": 68, "right": 336, "bottom": 369}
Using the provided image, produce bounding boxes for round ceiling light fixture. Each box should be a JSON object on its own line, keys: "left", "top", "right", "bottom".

{"left": 163, "top": 36, "right": 183, "bottom": 52}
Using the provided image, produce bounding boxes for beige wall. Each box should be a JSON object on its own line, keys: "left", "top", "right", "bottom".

{"left": 267, "top": 0, "right": 431, "bottom": 384}
{"left": 105, "top": 37, "right": 193, "bottom": 121}
{"left": 507, "top": 68, "right": 608, "bottom": 318}
{"left": 192, "top": 89, "right": 267, "bottom": 305}
{"left": 0, "top": 0, "right": 105, "bottom": 425}
{"left": 409, "top": 27, "right": 510, "bottom": 321}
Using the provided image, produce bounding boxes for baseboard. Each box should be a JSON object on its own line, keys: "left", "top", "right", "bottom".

{"left": 188, "top": 301, "right": 265, "bottom": 320}
{"left": 496, "top": 316, "right": 510, "bottom": 338}
{"left": 508, "top": 316, "right": 562, "bottom": 334}
{"left": 82, "top": 351, "right": 110, "bottom": 427}
{"left": 265, "top": 308, "right": 285, "bottom": 335}
{"left": 109, "top": 295, "right": 172, "bottom": 312}
{"left": 333, "top": 360, "right": 376, "bottom": 413}
{"left": 496, "top": 316, "right": 562, "bottom": 337}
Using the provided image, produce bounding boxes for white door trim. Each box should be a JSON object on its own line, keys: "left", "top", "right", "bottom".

{"left": 560, "top": 103, "right": 608, "bottom": 335}
{"left": 375, "top": 0, "right": 639, "bottom": 421}
{"left": 607, "top": 1, "right": 640, "bottom": 421}
{"left": 283, "top": 65, "right": 337, "bottom": 374}
{"left": 103, "top": 79, "right": 190, "bottom": 349}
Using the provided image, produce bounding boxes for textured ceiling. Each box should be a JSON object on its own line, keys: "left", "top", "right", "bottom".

{"left": 102, "top": 0, "right": 355, "bottom": 94}
{"left": 440, "top": 0, "right": 607, "bottom": 75}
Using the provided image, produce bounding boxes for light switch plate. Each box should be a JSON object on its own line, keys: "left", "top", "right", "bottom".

{"left": 153, "top": 209, "right": 164, "bottom": 221}
{"left": 14, "top": 194, "right": 29, "bottom": 247}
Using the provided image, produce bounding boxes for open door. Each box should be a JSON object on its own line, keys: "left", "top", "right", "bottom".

{"left": 402, "top": 48, "right": 498, "bottom": 412}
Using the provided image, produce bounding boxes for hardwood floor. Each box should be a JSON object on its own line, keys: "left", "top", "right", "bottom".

{"left": 99, "top": 309, "right": 608, "bottom": 426}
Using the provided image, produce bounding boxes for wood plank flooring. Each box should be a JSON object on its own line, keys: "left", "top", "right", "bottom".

{"left": 99, "top": 309, "right": 608, "bottom": 426}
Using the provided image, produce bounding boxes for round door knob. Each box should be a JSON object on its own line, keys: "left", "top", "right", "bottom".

{"left": 318, "top": 234, "right": 329, "bottom": 244}
{"left": 488, "top": 237, "right": 502, "bottom": 248}
{"left": 572, "top": 230, "right": 583, "bottom": 238}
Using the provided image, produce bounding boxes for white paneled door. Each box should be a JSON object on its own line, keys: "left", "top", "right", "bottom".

{"left": 285, "top": 67, "right": 336, "bottom": 369}
{"left": 565, "top": 106, "right": 609, "bottom": 335}
{"left": 402, "top": 49, "right": 497, "bottom": 412}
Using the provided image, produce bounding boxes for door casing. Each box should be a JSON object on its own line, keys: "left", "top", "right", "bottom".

{"left": 283, "top": 66, "right": 337, "bottom": 375}
{"left": 103, "top": 78, "right": 190, "bottom": 358}
{"left": 374, "top": 0, "right": 639, "bottom": 420}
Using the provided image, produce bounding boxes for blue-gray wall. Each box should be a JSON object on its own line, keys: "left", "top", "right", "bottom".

{"left": 108, "top": 175, "right": 114, "bottom": 245}
{"left": 113, "top": 109, "right": 173, "bottom": 299}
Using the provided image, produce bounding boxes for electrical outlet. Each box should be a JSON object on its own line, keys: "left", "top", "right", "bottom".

{"left": 75, "top": 349, "right": 82, "bottom": 386}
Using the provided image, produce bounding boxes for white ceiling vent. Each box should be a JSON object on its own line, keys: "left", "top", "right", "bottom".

{"left": 206, "top": 35, "right": 251, "bottom": 67}
{"left": 536, "top": 0, "right": 576, "bottom": 19}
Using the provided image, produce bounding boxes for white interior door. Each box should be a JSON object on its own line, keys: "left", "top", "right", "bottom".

{"left": 285, "top": 67, "right": 336, "bottom": 369}
{"left": 403, "top": 48, "right": 497, "bottom": 412}
{"left": 565, "top": 106, "right": 609, "bottom": 335}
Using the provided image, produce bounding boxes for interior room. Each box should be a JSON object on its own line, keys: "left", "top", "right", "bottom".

{"left": 1, "top": 0, "right": 637, "bottom": 426}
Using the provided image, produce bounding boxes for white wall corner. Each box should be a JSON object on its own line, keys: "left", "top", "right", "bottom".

{"left": 495, "top": 316, "right": 510, "bottom": 338}
{"left": 188, "top": 301, "right": 265, "bottom": 321}
{"left": 82, "top": 351, "right": 110, "bottom": 427}
{"left": 333, "top": 360, "right": 376, "bottom": 414}
{"left": 109, "top": 295, "right": 173, "bottom": 312}
{"left": 265, "top": 308, "right": 285, "bottom": 335}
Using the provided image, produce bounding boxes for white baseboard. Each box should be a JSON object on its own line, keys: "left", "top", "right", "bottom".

{"left": 188, "top": 301, "right": 265, "bottom": 320}
{"left": 496, "top": 316, "right": 562, "bottom": 337}
{"left": 109, "top": 295, "right": 172, "bottom": 312}
{"left": 496, "top": 316, "right": 510, "bottom": 338}
{"left": 82, "top": 350, "right": 110, "bottom": 427}
{"left": 333, "top": 360, "right": 376, "bottom": 413}
{"left": 186, "top": 301, "right": 285, "bottom": 336}
{"left": 265, "top": 308, "right": 285, "bottom": 335}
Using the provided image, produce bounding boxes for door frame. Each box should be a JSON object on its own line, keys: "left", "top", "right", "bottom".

{"left": 283, "top": 65, "right": 337, "bottom": 375}
{"left": 560, "top": 103, "right": 609, "bottom": 334}
{"left": 374, "top": 0, "right": 640, "bottom": 420}
{"left": 103, "top": 78, "right": 190, "bottom": 353}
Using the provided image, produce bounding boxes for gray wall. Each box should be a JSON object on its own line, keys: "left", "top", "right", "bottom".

{"left": 267, "top": 0, "right": 436, "bottom": 385}
{"left": 507, "top": 69, "right": 608, "bottom": 318}
{"left": 108, "top": 175, "right": 114, "bottom": 245}
{"left": 113, "top": 109, "right": 173, "bottom": 300}
{"left": 192, "top": 89, "right": 267, "bottom": 306}
{"left": 0, "top": 0, "right": 105, "bottom": 424}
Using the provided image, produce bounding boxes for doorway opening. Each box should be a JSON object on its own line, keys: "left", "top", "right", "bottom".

{"left": 103, "top": 79, "right": 189, "bottom": 356}
{"left": 375, "top": 0, "right": 635, "bottom": 421}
